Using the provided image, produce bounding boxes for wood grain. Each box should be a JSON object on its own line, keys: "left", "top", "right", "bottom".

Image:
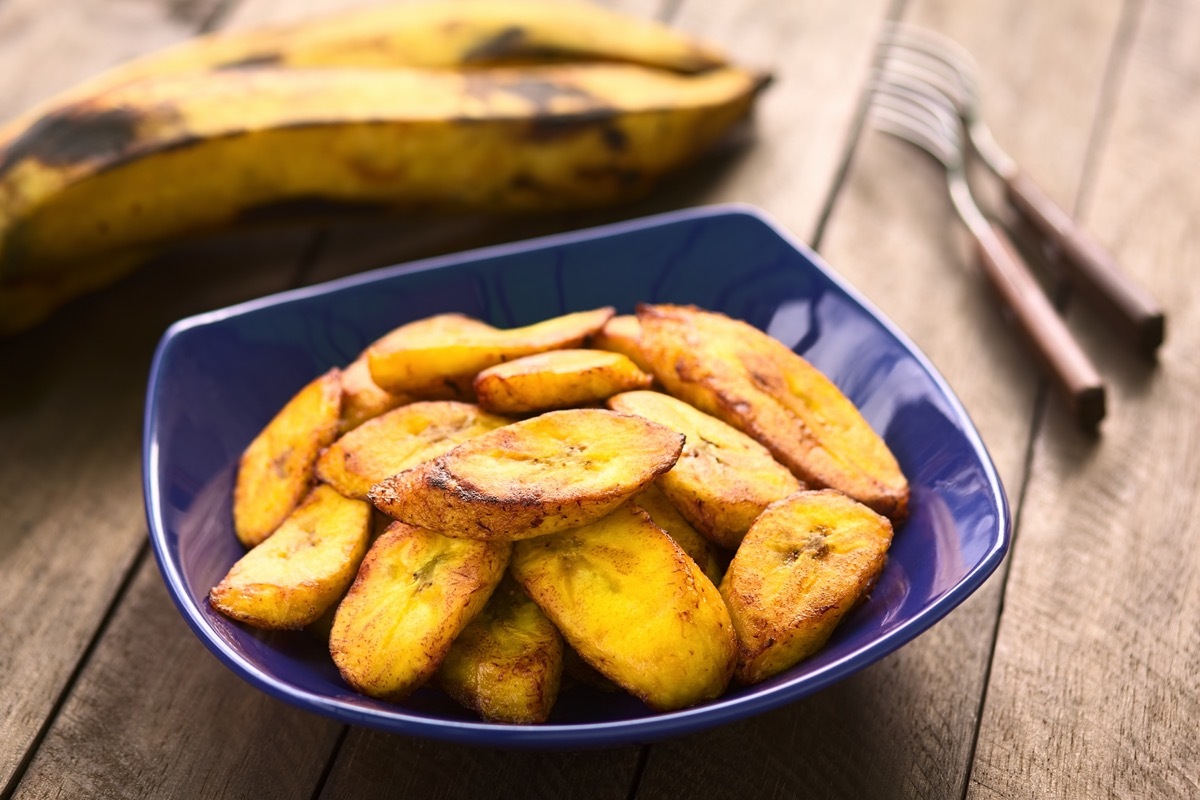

{"left": 11, "top": 557, "right": 343, "bottom": 800}
{"left": 319, "top": 731, "right": 641, "bottom": 800}
{"left": 968, "top": 1, "right": 1200, "bottom": 797}
{"left": 634, "top": 0, "right": 1125, "bottom": 797}
{"left": 4, "top": 0, "right": 1196, "bottom": 798}
{"left": 0, "top": 230, "right": 314, "bottom": 796}
{"left": 0, "top": 4, "right": 314, "bottom": 792}
{"left": 0, "top": 0, "right": 327, "bottom": 794}
{"left": 0, "top": 0, "right": 225, "bottom": 123}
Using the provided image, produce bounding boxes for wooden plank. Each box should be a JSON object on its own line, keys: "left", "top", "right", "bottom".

{"left": 0, "top": 229, "right": 315, "bottom": 796}
{"left": 967, "top": 2, "right": 1200, "bottom": 797}
{"left": 320, "top": 731, "right": 641, "bottom": 800}
{"left": 0, "top": 0, "right": 315, "bottom": 790}
{"left": 11, "top": 557, "right": 342, "bottom": 800}
{"left": 634, "top": 0, "right": 1125, "bottom": 797}
{"left": 0, "top": 0, "right": 225, "bottom": 123}
{"left": 665, "top": 0, "right": 881, "bottom": 244}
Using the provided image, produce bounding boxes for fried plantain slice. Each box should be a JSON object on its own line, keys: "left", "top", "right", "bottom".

{"left": 338, "top": 353, "right": 412, "bottom": 433}
{"left": 631, "top": 482, "right": 725, "bottom": 586}
{"left": 609, "top": 390, "right": 801, "bottom": 548}
{"left": 329, "top": 521, "right": 510, "bottom": 701}
{"left": 436, "top": 574, "right": 564, "bottom": 724}
{"left": 211, "top": 485, "right": 371, "bottom": 630}
{"left": 636, "top": 304, "right": 909, "bottom": 520}
{"left": 473, "top": 349, "right": 652, "bottom": 414}
{"left": 369, "top": 408, "right": 683, "bottom": 541}
{"left": 233, "top": 368, "right": 342, "bottom": 547}
{"left": 317, "top": 401, "right": 512, "bottom": 500}
{"left": 588, "top": 314, "right": 652, "bottom": 372}
{"left": 720, "top": 489, "right": 893, "bottom": 684}
{"left": 511, "top": 503, "right": 735, "bottom": 711}
{"left": 367, "top": 308, "right": 614, "bottom": 397}
{"left": 360, "top": 313, "right": 498, "bottom": 400}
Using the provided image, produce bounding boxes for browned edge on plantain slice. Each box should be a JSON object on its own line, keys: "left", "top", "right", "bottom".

{"left": 233, "top": 367, "right": 342, "bottom": 547}
{"left": 636, "top": 304, "right": 909, "bottom": 520}
{"left": 368, "top": 408, "right": 683, "bottom": 540}
{"left": 329, "top": 521, "right": 510, "bottom": 701}
{"left": 720, "top": 489, "right": 893, "bottom": 684}
{"left": 511, "top": 502, "right": 735, "bottom": 711}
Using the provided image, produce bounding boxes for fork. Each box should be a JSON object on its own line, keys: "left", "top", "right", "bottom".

{"left": 869, "top": 76, "right": 1106, "bottom": 428}
{"left": 880, "top": 22, "right": 1165, "bottom": 355}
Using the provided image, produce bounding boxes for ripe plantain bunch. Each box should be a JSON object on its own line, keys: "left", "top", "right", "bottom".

{"left": 0, "top": 0, "right": 770, "bottom": 335}
{"left": 211, "top": 304, "right": 909, "bottom": 724}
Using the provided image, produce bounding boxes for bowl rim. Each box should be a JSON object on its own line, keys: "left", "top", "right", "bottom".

{"left": 143, "top": 202, "right": 1010, "bottom": 747}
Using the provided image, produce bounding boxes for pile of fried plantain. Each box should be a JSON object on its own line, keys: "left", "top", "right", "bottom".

{"left": 213, "top": 303, "right": 910, "bottom": 722}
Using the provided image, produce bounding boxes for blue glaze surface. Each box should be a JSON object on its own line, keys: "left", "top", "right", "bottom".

{"left": 143, "top": 204, "right": 1009, "bottom": 747}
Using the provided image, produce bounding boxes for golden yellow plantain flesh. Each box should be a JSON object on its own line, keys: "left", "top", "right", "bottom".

{"left": 362, "top": 312, "right": 501, "bottom": 400}
{"left": 589, "top": 313, "right": 652, "bottom": 373}
{"left": 369, "top": 408, "right": 683, "bottom": 541}
{"left": 329, "top": 521, "right": 510, "bottom": 701}
{"left": 316, "top": 401, "right": 512, "bottom": 500}
{"left": 0, "top": 63, "right": 766, "bottom": 284}
{"left": 473, "top": 348, "right": 653, "bottom": 414}
{"left": 631, "top": 483, "right": 725, "bottom": 587}
{"left": 210, "top": 485, "right": 371, "bottom": 630}
{"left": 609, "top": 390, "right": 801, "bottom": 548}
{"left": 720, "top": 490, "right": 893, "bottom": 684}
{"left": 511, "top": 503, "right": 736, "bottom": 711}
{"left": 0, "top": 0, "right": 728, "bottom": 144}
{"left": 636, "top": 304, "right": 910, "bottom": 520}
{"left": 436, "top": 574, "right": 564, "bottom": 724}
{"left": 338, "top": 354, "right": 412, "bottom": 434}
{"left": 233, "top": 368, "right": 342, "bottom": 548}
{"left": 367, "top": 308, "right": 613, "bottom": 397}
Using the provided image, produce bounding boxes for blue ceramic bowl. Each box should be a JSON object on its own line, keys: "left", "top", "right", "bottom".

{"left": 144, "top": 204, "right": 1009, "bottom": 748}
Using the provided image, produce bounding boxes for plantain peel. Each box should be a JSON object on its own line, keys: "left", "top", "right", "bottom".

{"left": 367, "top": 308, "right": 613, "bottom": 397}
{"left": 436, "top": 574, "right": 564, "bottom": 724}
{"left": 0, "top": 61, "right": 766, "bottom": 330}
{"left": 511, "top": 503, "right": 736, "bottom": 711}
{"left": 636, "top": 304, "right": 910, "bottom": 520}
{"left": 720, "top": 490, "right": 893, "bottom": 685}
{"left": 369, "top": 408, "right": 683, "bottom": 540}
{"left": 330, "top": 521, "right": 510, "bottom": 701}
{"left": 317, "top": 401, "right": 512, "bottom": 500}
{"left": 233, "top": 368, "right": 342, "bottom": 548}
{"left": 610, "top": 390, "right": 801, "bottom": 548}
{"left": 211, "top": 485, "right": 371, "bottom": 630}
{"left": 0, "top": 0, "right": 728, "bottom": 135}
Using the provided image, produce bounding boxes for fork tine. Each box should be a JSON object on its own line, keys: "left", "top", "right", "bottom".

{"left": 878, "top": 52, "right": 969, "bottom": 108}
{"left": 870, "top": 80, "right": 962, "bottom": 149}
{"left": 879, "top": 21, "right": 982, "bottom": 101}
{"left": 871, "top": 69, "right": 961, "bottom": 125}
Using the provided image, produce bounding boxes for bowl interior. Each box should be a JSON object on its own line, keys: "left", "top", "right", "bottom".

{"left": 145, "top": 205, "right": 1008, "bottom": 747}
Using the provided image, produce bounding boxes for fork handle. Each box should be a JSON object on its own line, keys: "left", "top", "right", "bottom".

{"left": 973, "top": 223, "right": 1106, "bottom": 428}
{"left": 1004, "top": 170, "right": 1165, "bottom": 354}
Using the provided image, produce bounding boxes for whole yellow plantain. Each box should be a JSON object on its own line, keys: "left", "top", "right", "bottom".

{"left": 0, "top": 0, "right": 728, "bottom": 144}
{"left": 0, "top": 63, "right": 765, "bottom": 333}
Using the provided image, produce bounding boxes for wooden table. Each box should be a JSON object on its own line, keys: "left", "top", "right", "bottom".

{"left": 2, "top": 0, "right": 1197, "bottom": 797}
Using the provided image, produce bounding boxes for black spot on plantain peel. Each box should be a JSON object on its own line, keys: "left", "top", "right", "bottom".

{"left": 0, "top": 106, "right": 143, "bottom": 174}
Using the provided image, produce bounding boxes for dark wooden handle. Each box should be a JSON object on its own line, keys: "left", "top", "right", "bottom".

{"left": 1005, "top": 170, "right": 1165, "bottom": 354}
{"left": 974, "top": 224, "right": 1106, "bottom": 429}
